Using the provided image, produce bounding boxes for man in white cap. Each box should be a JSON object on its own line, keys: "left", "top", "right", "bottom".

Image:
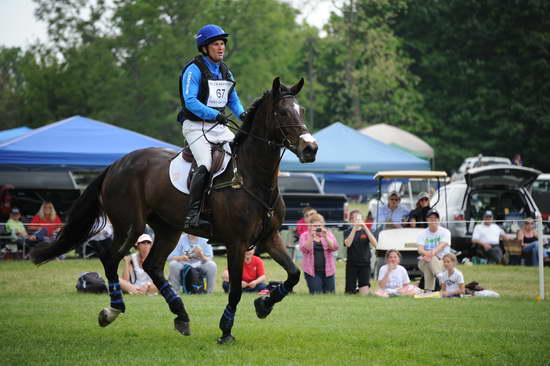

{"left": 471, "top": 210, "right": 507, "bottom": 264}
{"left": 374, "top": 191, "right": 410, "bottom": 232}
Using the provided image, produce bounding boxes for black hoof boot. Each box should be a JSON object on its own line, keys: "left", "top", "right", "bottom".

{"left": 254, "top": 296, "right": 273, "bottom": 319}
{"left": 174, "top": 317, "right": 191, "bottom": 336}
{"left": 217, "top": 334, "right": 236, "bottom": 344}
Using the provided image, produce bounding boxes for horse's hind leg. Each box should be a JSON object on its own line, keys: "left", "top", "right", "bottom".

{"left": 254, "top": 232, "right": 300, "bottom": 319}
{"left": 218, "top": 242, "right": 246, "bottom": 344}
{"left": 98, "top": 223, "right": 142, "bottom": 327}
{"left": 144, "top": 218, "right": 190, "bottom": 336}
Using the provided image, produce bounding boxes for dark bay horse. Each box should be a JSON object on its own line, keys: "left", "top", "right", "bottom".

{"left": 31, "top": 77, "right": 318, "bottom": 344}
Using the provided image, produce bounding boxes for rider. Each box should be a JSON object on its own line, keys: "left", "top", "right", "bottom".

{"left": 177, "top": 24, "right": 248, "bottom": 229}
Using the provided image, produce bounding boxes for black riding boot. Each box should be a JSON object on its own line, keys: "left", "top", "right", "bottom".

{"left": 184, "top": 165, "right": 209, "bottom": 229}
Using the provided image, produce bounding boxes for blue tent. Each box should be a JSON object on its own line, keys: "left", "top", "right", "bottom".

{"left": 281, "top": 122, "right": 430, "bottom": 174}
{"left": 0, "top": 126, "right": 32, "bottom": 142}
{"left": 0, "top": 116, "right": 180, "bottom": 170}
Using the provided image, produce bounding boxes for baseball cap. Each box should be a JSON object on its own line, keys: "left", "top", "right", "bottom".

{"left": 11, "top": 207, "right": 20, "bottom": 214}
{"left": 417, "top": 192, "right": 430, "bottom": 202}
{"left": 426, "top": 209, "right": 440, "bottom": 218}
{"left": 388, "top": 191, "right": 401, "bottom": 199}
{"left": 483, "top": 210, "right": 493, "bottom": 217}
{"left": 137, "top": 233, "right": 153, "bottom": 243}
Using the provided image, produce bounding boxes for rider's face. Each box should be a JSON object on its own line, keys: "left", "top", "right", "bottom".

{"left": 205, "top": 40, "right": 225, "bottom": 63}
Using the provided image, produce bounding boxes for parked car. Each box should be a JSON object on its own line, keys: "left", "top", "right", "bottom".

{"left": 278, "top": 172, "right": 348, "bottom": 228}
{"left": 531, "top": 173, "right": 550, "bottom": 233}
{"left": 431, "top": 164, "right": 541, "bottom": 258}
{"left": 451, "top": 155, "right": 512, "bottom": 182}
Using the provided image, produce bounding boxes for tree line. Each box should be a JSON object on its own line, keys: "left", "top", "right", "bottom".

{"left": 1, "top": 0, "right": 549, "bottom": 173}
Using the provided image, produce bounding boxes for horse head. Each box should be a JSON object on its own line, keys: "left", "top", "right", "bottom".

{"left": 270, "top": 77, "right": 318, "bottom": 163}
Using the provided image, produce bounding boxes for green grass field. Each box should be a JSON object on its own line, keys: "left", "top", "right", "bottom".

{"left": 1, "top": 257, "right": 549, "bottom": 366}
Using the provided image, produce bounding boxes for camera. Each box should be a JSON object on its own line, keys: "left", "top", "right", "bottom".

{"left": 315, "top": 228, "right": 322, "bottom": 233}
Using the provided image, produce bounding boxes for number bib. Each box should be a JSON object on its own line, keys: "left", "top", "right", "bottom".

{"left": 206, "top": 80, "right": 234, "bottom": 108}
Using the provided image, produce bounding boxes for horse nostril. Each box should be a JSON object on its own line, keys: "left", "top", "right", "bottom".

{"left": 303, "top": 145, "right": 317, "bottom": 156}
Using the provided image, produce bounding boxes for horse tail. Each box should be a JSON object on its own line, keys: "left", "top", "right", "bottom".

{"left": 30, "top": 168, "right": 109, "bottom": 265}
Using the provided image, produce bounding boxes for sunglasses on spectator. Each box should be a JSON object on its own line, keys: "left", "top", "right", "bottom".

{"left": 390, "top": 198, "right": 400, "bottom": 201}
{"left": 138, "top": 241, "right": 152, "bottom": 245}
{"left": 419, "top": 198, "right": 429, "bottom": 202}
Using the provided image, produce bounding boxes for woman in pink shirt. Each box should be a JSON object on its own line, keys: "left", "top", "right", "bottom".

{"left": 299, "top": 213, "right": 339, "bottom": 294}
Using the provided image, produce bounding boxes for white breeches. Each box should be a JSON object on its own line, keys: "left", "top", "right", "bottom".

{"left": 181, "top": 120, "right": 234, "bottom": 172}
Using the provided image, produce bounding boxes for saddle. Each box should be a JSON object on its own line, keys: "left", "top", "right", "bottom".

{"left": 182, "top": 143, "right": 226, "bottom": 190}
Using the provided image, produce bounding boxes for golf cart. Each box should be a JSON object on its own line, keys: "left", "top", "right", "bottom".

{"left": 372, "top": 171, "right": 448, "bottom": 279}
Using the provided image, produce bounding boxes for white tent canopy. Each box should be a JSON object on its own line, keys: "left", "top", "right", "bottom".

{"left": 359, "top": 123, "right": 434, "bottom": 160}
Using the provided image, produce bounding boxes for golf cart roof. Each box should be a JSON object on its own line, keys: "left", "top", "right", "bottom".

{"left": 374, "top": 171, "right": 448, "bottom": 180}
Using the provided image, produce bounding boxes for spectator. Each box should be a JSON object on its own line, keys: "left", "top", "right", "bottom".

{"left": 0, "top": 184, "right": 14, "bottom": 221}
{"left": 512, "top": 153, "right": 523, "bottom": 166}
{"left": 4, "top": 207, "right": 38, "bottom": 255}
{"left": 119, "top": 234, "right": 158, "bottom": 295}
{"left": 417, "top": 209, "right": 451, "bottom": 291}
{"left": 294, "top": 207, "right": 317, "bottom": 242}
{"left": 28, "top": 201, "right": 63, "bottom": 242}
{"left": 375, "top": 250, "right": 420, "bottom": 297}
{"left": 472, "top": 210, "right": 507, "bottom": 264}
{"left": 222, "top": 248, "right": 267, "bottom": 293}
{"left": 299, "top": 213, "right": 339, "bottom": 294}
{"left": 374, "top": 191, "right": 410, "bottom": 232}
{"left": 168, "top": 234, "right": 217, "bottom": 294}
{"left": 516, "top": 217, "right": 540, "bottom": 266}
{"left": 343, "top": 210, "right": 377, "bottom": 295}
{"left": 409, "top": 192, "right": 431, "bottom": 228}
{"left": 438, "top": 253, "right": 465, "bottom": 297}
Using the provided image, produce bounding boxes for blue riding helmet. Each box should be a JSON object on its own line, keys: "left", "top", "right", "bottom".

{"left": 195, "top": 24, "right": 229, "bottom": 51}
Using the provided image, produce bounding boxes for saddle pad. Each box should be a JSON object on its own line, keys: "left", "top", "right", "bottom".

{"left": 169, "top": 144, "right": 232, "bottom": 195}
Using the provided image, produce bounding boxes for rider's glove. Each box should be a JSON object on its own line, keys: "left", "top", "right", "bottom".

{"left": 239, "top": 112, "right": 249, "bottom": 123}
{"left": 215, "top": 113, "right": 229, "bottom": 125}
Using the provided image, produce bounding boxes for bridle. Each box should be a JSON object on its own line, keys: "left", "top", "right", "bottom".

{"left": 227, "top": 93, "right": 309, "bottom": 152}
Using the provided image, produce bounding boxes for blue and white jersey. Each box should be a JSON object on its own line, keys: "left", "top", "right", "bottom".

{"left": 181, "top": 56, "right": 244, "bottom": 121}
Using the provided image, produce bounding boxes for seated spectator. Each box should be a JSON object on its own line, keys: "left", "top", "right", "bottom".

{"left": 409, "top": 192, "right": 431, "bottom": 228}
{"left": 4, "top": 207, "right": 38, "bottom": 255}
{"left": 299, "top": 213, "right": 339, "bottom": 294}
{"left": 472, "top": 210, "right": 507, "bottom": 264}
{"left": 167, "top": 234, "right": 217, "bottom": 294}
{"left": 0, "top": 184, "right": 14, "bottom": 221}
{"left": 222, "top": 248, "right": 267, "bottom": 293}
{"left": 294, "top": 207, "right": 317, "bottom": 242}
{"left": 375, "top": 249, "right": 420, "bottom": 297}
{"left": 344, "top": 210, "right": 377, "bottom": 295}
{"left": 438, "top": 253, "right": 465, "bottom": 297}
{"left": 374, "top": 191, "right": 410, "bottom": 232}
{"left": 119, "top": 234, "right": 158, "bottom": 295}
{"left": 28, "top": 201, "right": 63, "bottom": 242}
{"left": 417, "top": 209, "right": 451, "bottom": 291}
{"left": 516, "top": 217, "right": 540, "bottom": 266}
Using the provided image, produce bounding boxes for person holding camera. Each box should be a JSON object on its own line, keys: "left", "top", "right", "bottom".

{"left": 167, "top": 233, "right": 217, "bottom": 294}
{"left": 344, "top": 210, "right": 377, "bottom": 295}
{"left": 299, "top": 213, "right": 339, "bottom": 294}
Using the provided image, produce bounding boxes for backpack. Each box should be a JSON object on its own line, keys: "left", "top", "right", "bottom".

{"left": 76, "top": 272, "right": 108, "bottom": 293}
{"left": 180, "top": 264, "right": 206, "bottom": 294}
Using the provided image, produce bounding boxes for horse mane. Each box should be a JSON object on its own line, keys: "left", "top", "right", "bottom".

{"left": 233, "top": 90, "right": 270, "bottom": 146}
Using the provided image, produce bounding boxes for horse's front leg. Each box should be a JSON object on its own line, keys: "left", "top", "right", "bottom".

{"left": 254, "top": 231, "right": 300, "bottom": 319}
{"left": 218, "top": 242, "right": 246, "bottom": 344}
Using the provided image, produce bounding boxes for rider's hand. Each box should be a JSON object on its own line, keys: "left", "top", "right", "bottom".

{"left": 239, "top": 111, "right": 248, "bottom": 122}
{"left": 216, "top": 113, "right": 229, "bottom": 125}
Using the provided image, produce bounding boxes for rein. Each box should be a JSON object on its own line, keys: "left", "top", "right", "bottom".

{"left": 212, "top": 93, "right": 303, "bottom": 247}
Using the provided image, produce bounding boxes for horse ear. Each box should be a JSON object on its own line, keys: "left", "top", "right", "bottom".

{"left": 272, "top": 77, "right": 281, "bottom": 100}
{"left": 290, "top": 78, "right": 305, "bottom": 95}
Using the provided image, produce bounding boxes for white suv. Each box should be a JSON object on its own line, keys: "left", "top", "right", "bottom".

{"left": 451, "top": 155, "right": 512, "bottom": 182}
